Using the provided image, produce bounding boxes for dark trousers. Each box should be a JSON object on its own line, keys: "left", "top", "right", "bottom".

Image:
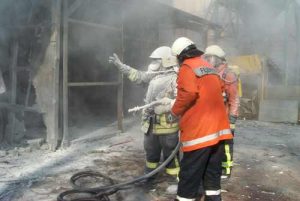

{"left": 144, "top": 132, "right": 179, "bottom": 171}
{"left": 177, "top": 142, "right": 224, "bottom": 200}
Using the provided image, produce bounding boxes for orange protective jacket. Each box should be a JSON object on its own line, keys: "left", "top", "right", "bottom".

{"left": 171, "top": 57, "right": 233, "bottom": 152}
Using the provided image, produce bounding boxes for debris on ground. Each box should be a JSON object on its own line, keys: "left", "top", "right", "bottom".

{"left": 0, "top": 118, "right": 300, "bottom": 201}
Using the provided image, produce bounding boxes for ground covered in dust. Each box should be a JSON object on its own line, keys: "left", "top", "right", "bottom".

{"left": 0, "top": 117, "right": 299, "bottom": 201}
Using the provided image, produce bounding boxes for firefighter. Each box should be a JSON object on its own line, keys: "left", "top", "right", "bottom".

{"left": 109, "top": 46, "right": 180, "bottom": 179}
{"left": 203, "top": 45, "right": 240, "bottom": 179}
{"left": 169, "top": 37, "right": 233, "bottom": 201}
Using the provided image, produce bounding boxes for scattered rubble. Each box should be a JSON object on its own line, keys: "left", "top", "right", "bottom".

{"left": 26, "top": 138, "right": 45, "bottom": 149}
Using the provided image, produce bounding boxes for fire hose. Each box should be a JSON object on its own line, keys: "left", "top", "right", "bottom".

{"left": 57, "top": 140, "right": 181, "bottom": 201}
{"left": 127, "top": 100, "right": 161, "bottom": 113}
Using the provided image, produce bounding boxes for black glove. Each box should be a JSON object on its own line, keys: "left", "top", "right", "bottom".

{"left": 229, "top": 115, "right": 237, "bottom": 135}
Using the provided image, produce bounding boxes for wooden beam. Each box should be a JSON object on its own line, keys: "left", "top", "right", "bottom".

{"left": 68, "top": 18, "right": 121, "bottom": 32}
{"left": 294, "top": 2, "right": 300, "bottom": 85}
{"left": 62, "top": 0, "right": 70, "bottom": 148}
{"left": 117, "top": 74, "right": 123, "bottom": 132}
{"left": 7, "top": 41, "right": 18, "bottom": 143}
{"left": 117, "top": 8, "right": 125, "bottom": 132}
{"left": 260, "top": 58, "right": 266, "bottom": 102}
{"left": 7, "top": 24, "right": 52, "bottom": 30}
{"left": 31, "top": 0, "right": 62, "bottom": 151}
{"left": 284, "top": 7, "right": 289, "bottom": 86}
{"left": 24, "top": 72, "right": 32, "bottom": 107}
{"left": 49, "top": 0, "right": 62, "bottom": 151}
{"left": 68, "top": 0, "right": 120, "bottom": 17}
{"left": 68, "top": 81, "right": 120, "bottom": 87}
{"left": 10, "top": 42, "right": 18, "bottom": 106}
{"left": 0, "top": 103, "right": 40, "bottom": 113}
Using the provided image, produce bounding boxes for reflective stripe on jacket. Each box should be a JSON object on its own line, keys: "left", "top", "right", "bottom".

{"left": 171, "top": 57, "right": 232, "bottom": 152}
{"left": 127, "top": 68, "right": 155, "bottom": 84}
{"left": 142, "top": 113, "right": 179, "bottom": 134}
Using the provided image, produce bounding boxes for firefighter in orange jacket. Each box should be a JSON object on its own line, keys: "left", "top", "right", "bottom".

{"left": 204, "top": 45, "right": 240, "bottom": 179}
{"left": 169, "top": 37, "right": 233, "bottom": 201}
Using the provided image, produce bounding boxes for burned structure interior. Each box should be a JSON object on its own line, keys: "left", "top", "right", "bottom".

{"left": 0, "top": 1, "right": 300, "bottom": 201}
{"left": 0, "top": 0, "right": 218, "bottom": 150}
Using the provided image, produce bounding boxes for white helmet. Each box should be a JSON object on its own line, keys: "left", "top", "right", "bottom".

{"left": 171, "top": 37, "right": 195, "bottom": 56}
{"left": 149, "top": 46, "right": 177, "bottom": 68}
{"left": 204, "top": 45, "right": 226, "bottom": 58}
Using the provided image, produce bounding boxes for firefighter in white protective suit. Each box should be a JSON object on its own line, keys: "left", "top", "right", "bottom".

{"left": 109, "top": 46, "right": 180, "bottom": 180}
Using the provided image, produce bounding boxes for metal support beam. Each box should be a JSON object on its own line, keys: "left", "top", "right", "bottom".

{"left": 62, "top": 0, "right": 70, "bottom": 148}
{"left": 68, "top": 81, "right": 120, "bottom": 87}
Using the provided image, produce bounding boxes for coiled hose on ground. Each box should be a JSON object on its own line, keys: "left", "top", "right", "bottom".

{"left": 57, "top": 141, "right": 181, "bottom": 201}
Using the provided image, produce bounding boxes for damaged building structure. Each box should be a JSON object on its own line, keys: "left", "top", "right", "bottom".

{"left": 0, "top": 1, "right": 300, "bottom": 201}
{"left": 0, "top": 0, "right": 221, "bottom": 150}
{"left": 0, "top": 0, "right": 300, "bottom": 151}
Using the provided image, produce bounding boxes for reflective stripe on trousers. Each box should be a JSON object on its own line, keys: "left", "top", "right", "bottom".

{"left": 176, "top": 195, "right": 195, "bottom": 201}
{"left": 222, "top": 144, "right": 233, "bottom": 174}
{"left": 182, "top": 129, "right": 231, "bottom": 148}
{"left": 205, "top": 189, "right": 221, "bottom": 196}
{"left": 165, "top": 156, "right": 180, "bottom": 175}
{"left": 146, "top": 161, "right": 158, "bottom": 169}
{"left": 146, "top": 156, "right": 179, "bottom": 176}
{"left": 166, "top": 167, "right": 180, "bottom": 175}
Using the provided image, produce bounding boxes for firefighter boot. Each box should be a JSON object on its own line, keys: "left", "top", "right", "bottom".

{"left": 204, "top": 195, "right": 222, "bottom": 201}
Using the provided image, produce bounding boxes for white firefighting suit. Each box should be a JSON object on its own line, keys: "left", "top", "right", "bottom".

{"left": 109, "top": 53, "right": 180, "bottom": 177}
{"left": 129, "top": 67, "right": 179, "bottom": 176}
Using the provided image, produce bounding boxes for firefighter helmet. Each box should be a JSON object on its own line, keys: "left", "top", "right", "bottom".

{"left": 204, "top": 45, "right": 226, "bottom": 58}
{"left": 171, "top": 37, "right": 195, "bottom": 56}
{"left": 149, "top": 46, "right": 177, "bottom": 68}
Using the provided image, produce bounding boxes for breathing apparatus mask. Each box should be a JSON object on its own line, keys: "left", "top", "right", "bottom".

{"left": 203, "top": 54, "right": 225, "bottom": 69}
{"left": 148, "top": 59, "right": 162, "bottom": 72}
